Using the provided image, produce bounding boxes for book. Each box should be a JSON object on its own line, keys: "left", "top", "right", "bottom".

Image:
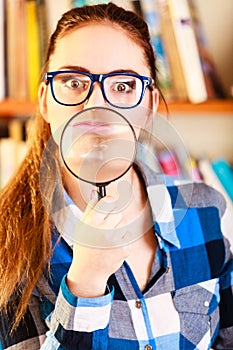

{"left": 5, "top": 0, "right": 28, "bottom": 100}
{"left": 111, "top": 1, "right": 135, "bottom": 11}
{"left": 45, "top": 0, "right": 72, "bottom": 37}
{"left": 184, "top": 155, "right": 202, "bottom": 181}
{"left": 187, "top": 0, "right": 226, "bottom": 99}
{"left": 0, "top": 0, "right": 5, "bottom": 101}
{"left": 72, "top": 0, "right": 86, "bottom": 7}
{"left": 17, "top": 0, "right": 29, "bottom": 100}
{"left": 37, "top": 0, "right": 49, "bottom": 68}
{"left": 157, "top": 0, "right": 188, "bottom": 101}
{"left": 166, "top": 0, "right": 208, "bottom": 103}
{"left": 25, "top": 0, "right": 41, "bottom": 101}
{"left": 157, "top": 148, "right": 183, "bottom": 177}
{"left": 133, "top": 0, "right": 143, "bottom": 15}
{"left": 212, "top": 158, "right": 233, "bottom": 202}
{"left": 74, "top": 0, "right": 134, "bottom": 9}
{"left": 73, "top": 1, "right": 142, "bottom": 14}
{"left": 139, "top": 0, "right": 173, "bottom": 100}
{"left": 5, "top": 0, "right": 17, "bottom": 99}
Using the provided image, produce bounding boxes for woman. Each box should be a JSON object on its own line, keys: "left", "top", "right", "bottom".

{"left": 0, "top": 3, "right": 232, "bottom": 349}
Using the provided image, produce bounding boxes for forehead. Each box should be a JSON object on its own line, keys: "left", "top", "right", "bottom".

{"left": 49, "top": 23, "right": 150, "bottom": 75}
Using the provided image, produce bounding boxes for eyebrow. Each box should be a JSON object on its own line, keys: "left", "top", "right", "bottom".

{"left": 57, "top": 65, "right": 140, "bottom": 75}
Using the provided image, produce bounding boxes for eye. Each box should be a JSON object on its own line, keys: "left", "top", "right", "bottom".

{"left": 57, "top": 74, "right": 90, "bottom": 92}
{"left": 112, "top": 79, "right": 136, "bottom": 93}
{"left": 63, "top": 77, "right": 87, "bottom": 90}
{"left": 68, "top": 79, "right": 80, "bottom": 89}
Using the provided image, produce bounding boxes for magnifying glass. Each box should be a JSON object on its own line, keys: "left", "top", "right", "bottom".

{"left": 60, "top": 107, "right": 137, "bottom": 198}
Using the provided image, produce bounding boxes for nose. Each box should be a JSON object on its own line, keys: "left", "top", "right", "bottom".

{"left": 84, "top": 82, "right": 106, "bottom": 108}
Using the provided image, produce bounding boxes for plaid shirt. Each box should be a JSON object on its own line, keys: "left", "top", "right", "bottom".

{"left": 1, "top": 162, "right": 233, "bottom": 350}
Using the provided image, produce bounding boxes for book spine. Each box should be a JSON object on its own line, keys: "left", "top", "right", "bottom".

{"left": 45, "top": 0, "right": 72, "bottom": 37}
{"left": 187, "top": 0, "right": 226, "bottom": 99}
{"left": 158, "top": 0, "right": 188, "bottom": 101}
{"left": 17, "top": 0, "right": 28, "bottom": 100}
{"left": 140, "top": 0, "right": 173, "bottom": 100}
{"left": 37, "top": 0, "right": 49, "bottom": 68}
{"left": 198, "top": 157, "right": 232, "bottom": 204}
{"left": 5, "top": 0, "right": 15, "bottom": 99}
{"left": 212, "top": 159, "right": 233, "bottom": 202}
{"left": 6, "top": 0, "right": 28, "bottom": 100}
{"left": 25, "top": 0, "right": 41, "bottom": 101}
{"left": 72, "top": 0, "right": 86, "bottom": 6}
{"left": 111, "top": 1, "right": 135, "bottom": 11}
{"left": 168, "top": 0, "right": 208, "bottom": 103}
{"left": 6, "top": 0, "right": 27, "bottom": 100}
{"left": 0, "top": 0, "right": 5, "bottom": 101}
{"left": 184, "top": 156, "right": 202, "bottom": 181}
{"left": 158, "top": 149, "right": 182, "bottom": 177}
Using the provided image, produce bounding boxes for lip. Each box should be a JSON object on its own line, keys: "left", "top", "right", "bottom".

{"left": 70, "top": 121, "right": 116, "bottom": 135}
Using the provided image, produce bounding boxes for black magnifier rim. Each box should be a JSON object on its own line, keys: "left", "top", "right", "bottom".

{"left": 60, "top": 106, "right": 137, "bottom": 187}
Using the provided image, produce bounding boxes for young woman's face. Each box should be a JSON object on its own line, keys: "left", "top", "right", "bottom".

{"left": 39, "top": 23, "right": 158, "bottom": 137}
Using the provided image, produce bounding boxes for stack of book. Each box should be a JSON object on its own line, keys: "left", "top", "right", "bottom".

{"left": 156, "top": 147, "right": 233, "bottom": 214}
{"left": 139, "top": 0, "right": 226, "bottom": 103}
{"left": 0, "top": 0, "right": 226, "bottom": 104}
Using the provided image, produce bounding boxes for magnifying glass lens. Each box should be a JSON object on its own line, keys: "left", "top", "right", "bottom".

{"left": 60, "top": 107, "right": 137, "bottom": 187}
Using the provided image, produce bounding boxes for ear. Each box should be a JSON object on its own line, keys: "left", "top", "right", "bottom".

{"left": 38, "top": 82, "right": 49, "bottom": 123}
{"left": 151, "top": 88, "right": 159, "bottom": 114}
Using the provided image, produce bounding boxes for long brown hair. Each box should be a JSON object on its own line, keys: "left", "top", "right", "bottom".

{"left": 0, "top": 3, "right": 159, "bottom": 329}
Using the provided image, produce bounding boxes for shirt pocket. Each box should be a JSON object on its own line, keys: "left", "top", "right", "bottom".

{"left": 172, "top": 279, "right": 220, "bottom": 349}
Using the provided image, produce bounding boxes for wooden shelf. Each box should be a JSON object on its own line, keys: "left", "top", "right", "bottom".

{"left": 158, "top": 99, "right": 233, "bottom": 115}
{"left": 0, "top": 99, "right": 36, "bottom": 119}
{"left": 0, "top": 98, "right": 232, "bottom": 119}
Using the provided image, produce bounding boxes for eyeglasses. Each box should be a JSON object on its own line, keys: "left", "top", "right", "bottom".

{"left": 45, "top": 70, "right": 154, "bottom": 109}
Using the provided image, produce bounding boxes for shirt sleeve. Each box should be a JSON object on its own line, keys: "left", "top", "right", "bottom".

{"left": 213, "top": 236, "right": 233, "bottom": 349}
{"left": 41, "top": 274, "right": 114, "bottom": 350}
{"left": 0, "top": 294, "right": 47, "bottom": 349}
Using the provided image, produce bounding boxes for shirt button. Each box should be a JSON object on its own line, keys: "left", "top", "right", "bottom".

{"left": 135, "top": 300, "right": 142, "bottom": 309}
{"left": 204, "top": 301, "right": 209, "bottom": 307}
{"left": 145, "top": 345, "right": 153, "bottom": 350}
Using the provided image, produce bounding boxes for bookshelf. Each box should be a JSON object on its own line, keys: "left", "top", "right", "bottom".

{"left": 0, "top": 98, "right": 232, "bottom": 118}
{"left": 0, "top": 99, "right": 35, "bottom": 119}
{"left": 159, "top": 99, "right": 233, "bottom": 115}
{"left": 0, "top": 0, "right": 232, "bottom": 184}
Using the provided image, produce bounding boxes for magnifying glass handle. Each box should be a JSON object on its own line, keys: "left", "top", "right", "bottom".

{"left": 97, "top": 185, "right": 106, "bottom": 199}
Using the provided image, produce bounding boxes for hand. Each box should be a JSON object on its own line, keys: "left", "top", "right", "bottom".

{"left": 67, "top": 192, "right": 130, "bottom": 298}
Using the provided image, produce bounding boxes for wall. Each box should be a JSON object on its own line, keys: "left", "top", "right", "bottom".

{"left": 170, "top": 113, "right": 233, "bottom": 162}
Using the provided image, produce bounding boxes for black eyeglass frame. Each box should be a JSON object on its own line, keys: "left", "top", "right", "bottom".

{"left": 45, "top": 70, "right": 154, "bottom": 109}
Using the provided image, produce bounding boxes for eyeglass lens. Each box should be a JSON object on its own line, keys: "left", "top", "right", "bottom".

{"left": 51, "top": 72, "right": 143, "bottom": 107}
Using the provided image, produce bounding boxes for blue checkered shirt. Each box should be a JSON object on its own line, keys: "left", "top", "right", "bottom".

{"left": 0, "top": 162, "right": 233, "bottom": 350}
